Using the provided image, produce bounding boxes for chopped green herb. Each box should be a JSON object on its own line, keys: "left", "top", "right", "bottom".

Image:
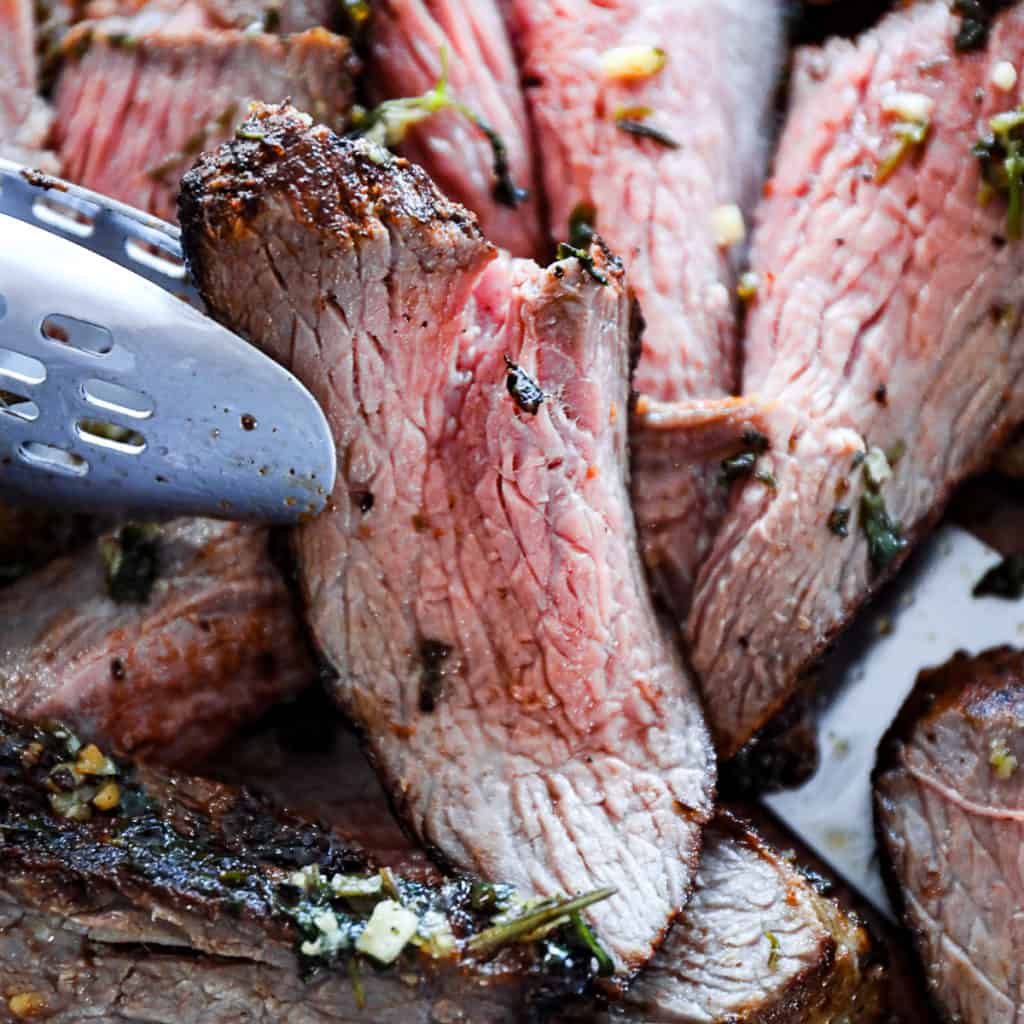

{"left": 466, "top": 887, "right": 616, "bottom": 958}
{"left": 875, "top": 119, "right": 930, "bottom": 183}
{"left": 504, "top": 356, "right": 546, "bottom": 415}
{"left": 235, "top": 126, "right": 267, "bottom": 142}
{"left": 860, "top": 490, "right": 907, "bottom": 572}
{"left": 353, "top": 48, "right": 528, "bottom": 208}
{"left": 555, "top": 242, "right": 610, "bottom": 285}
{"left": 100, "top": 524, "right": 160, "bottom": 604}
{"left": 568, "top": 202, "right": 597, "bottom": 250}
{"left": 719, "top": 451, "right": 757, "bottom": 484}
{"left": 615, "top": 114, "right": 680, "bottom": 149}
{"left": 973, "top": 553, "right": 1024, "bottom": 599}
{"left": 570, "top": 911, "right": 615, "bottom": 977}
{"left": 952, "top": 0, "right": 1013, "bottom": 52}
{"left": 765, "top": 930, "right": 781, "bottom": 969}
{"left": 346, "top": 957, "right": 366, "bottom": 1010}
{"left": 827, "top": 505, "right": 851, "bottom": 538}
{"left": 742, "top": 428, "right": 771, "bottom": 454}
{"left": 885, "top": 439, "right": 907, "bottom": 466}
{"left": 989, "top": 735, "right": 1018, "bottom": 778}
{"left": 974, "top": 106, "right": 1024, "bottom": 239}
{"left": 754, "top": 468, "right": 778, "bottom": 489}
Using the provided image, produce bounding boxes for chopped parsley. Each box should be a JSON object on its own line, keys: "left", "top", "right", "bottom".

{"left": 765, "top": 929, "right": 781, "bottom": 969}
{"left": 504, "top": 356, "right": 546, "bottom": 415}
{"left": 100, "top": 524, "right": 161, "bottom": 604}
{"left": 860, "top": 490, "right": 907, "bottom": 572}
{"left": 974, "top": 106, "right": 1024, "bottom": 239}
{"left": 952, "top": 0, "right": 1013, "bottom": 52}
{"left": 875, "top": 118, "right": 930, "bottom": 184}
{"left": 719, "top": 451, "right": 757, "bottom": 483}
{"left": 827, "top": 505, "right": 851, "bottom": 537}
{"left": 352, "top": 48, "right": 528, "bottom": 208}
{"left": 973, "top": 553, "right": 1024, "bottom": 599}
{"left": 614, "top": 107, "right": 679, "bottom": 150}
{"left": 555, "top": 242, "right": 610, "bottom": 285}
{"left": 568, "top": 203, "right": 597, "bottom": 250}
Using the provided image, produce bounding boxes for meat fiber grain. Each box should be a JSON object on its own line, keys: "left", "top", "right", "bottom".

{"left": 367, "top": 0, "right": 544, "bottom": 258}
{"left": 510, "top": 0, "right": 785, "bottom": 614}
{"left": 180, "top": 104, "right": 715, "bottom": 979}
{"left": 876, "top": 647, "right": 1024, "bottom": 1024}
{"left": 690, "top": 1, "right": 1024, "bottom": 756}
{"left": 54, "top": 16, "right": 357, "bottom": 221}
{"left": 0, "top": 518, "right": 314, "bottom": 764}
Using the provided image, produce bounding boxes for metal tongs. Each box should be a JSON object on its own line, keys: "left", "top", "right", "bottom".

{"left": 0, "top": 161, "right": 335, "bottom": 523}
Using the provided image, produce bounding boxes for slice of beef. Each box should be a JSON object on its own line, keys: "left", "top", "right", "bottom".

{"left": 0, "top": 0, "right": 58, "bottom": 168}
{"left": 79, "top": 0, "right": 341, "bottom": 31}
{"left": 179, "top": 103, "right": 715, "bottom": 978}
{"left": 875, "top": 646, "right": 1024, "bottom": 1024}
{"left": 0, "top": 517, "right": 314, "bottom": 764}
{"left": 212, "top": 711, "right": 887, "bottom": 1023}
{"left": 689, "top": 0, "right": 1024, "bottom": 757}
{"left": 613, "top": 812, "right": 885, "bottom": 1024}
{"left": 0, "top": 712, "right": 610, "bottom": 1022}
{"left": 53, "top": 17, "right": 357, "bottom": 221}
{"left": 509, "top": 0, "right": 785, "bottom": 613}
{"left": 366, "top": 0, "right": 545, "bottom": 258}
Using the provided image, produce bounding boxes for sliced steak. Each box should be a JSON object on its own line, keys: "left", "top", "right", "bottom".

{"left": 690, "top": 0, "right": 1024, "bottom": 756}
{"left": 875, "top": 646, "right": 1024, "bottom": 1024}
{"left": 510, "top": 0, "right": 785, "bottom": 613}
{"left": 53, "top": 17, "right": 357, "bottom": 221}
{"left": 180, "top": 103, "right": 715, "bottom": 979}
{"left": 79, "top": 0, "right": 341, "bottom": 31}
{"left": 0, "top": 518, "right": 314, "bottom": 764}
{"left": 614, "top": 812, "right": 885, "bottom": 1024}
{"left": 0, "top": 0, "right": 58, "bottom": 168}
{"left": 0, "top": 712, "right": 610, "bottom": 1022}
{"left": 214, "top": 711, "right": 886, "bottom": 1023}
{"left": 366, "top": 0, "right": 544, "bottom": 258}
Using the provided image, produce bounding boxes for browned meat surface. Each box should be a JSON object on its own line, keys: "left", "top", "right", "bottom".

{"left": 366, "top": 0, "right": 544, "bottom": 258}
{"left": 214, "top": 710, "right": 886, "bottom": 1024}
{"left": 0, "top": 711, "right": 609, "bottom": 1022}
{"left": 509, "top": 0, "right": 784, "bottom": 614}
{"left": 180, "top": 103, "right": 714, "bottom": 979}
{"left": 0, "top": 0, "right": 58, "bottom": 167}
{"left": 689, "top": 1, "right": 1024, "bottom": 757}
{"left": 0, "top": 518, "right": 314, "bottom": 764}
{"left": 53, "top": 16, "right": 357, "bottom": 221}
{"left": 610, "top": 812, "right": 885, "bottom": 1024}
{"left": 875, "top": 646, "right": 1024, "bottom": 1024}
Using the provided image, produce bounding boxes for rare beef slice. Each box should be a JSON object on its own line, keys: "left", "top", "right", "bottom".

{"left": 180, "top": 103, "right": 715, "bottom": 979}
{"left": 875, "top": 646, "right": 1024, "bottom": 1024}
{"left": 366, "top": 0, "right": 544, "bottom": 259}
{"left": 690, "top": 1, "right": 1024, "bottom": 756}
{"left": 0, "top": 518, "right": 314, "bottom": 764}
{"left": 53, "top": 14, "right": 357, "bottom": 221}
{"left": 509, "top": 0, "right": 785, "bottom": 614}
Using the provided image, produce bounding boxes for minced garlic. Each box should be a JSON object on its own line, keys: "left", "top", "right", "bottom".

{"left": 991, "top": 60, "right": 1018, "bottom": 92}
{"left": 599, "top": 45, "right": 667, "bottom": 81}
{"left": 356, "top": 900, "right": 419, "bottom": 964}
{"left": 880, "top": 91, "right": 935, "bottom": 123}
{"left": 990, "top": 736, "right": 1018, "bottom": 779}
{"left": 710, "top": 204, "right": 746, "bottom": 248}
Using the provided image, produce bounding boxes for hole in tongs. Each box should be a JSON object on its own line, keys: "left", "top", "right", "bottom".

{"left": 0, "top": 389, "right": 39, "bottom": 422}
{"left": 0, "top": 348, "right": 46, "bottom": 385}
{"left": 42, "top": 315, "right": 113, "bottom": 355}
{"left": 125, "top": 235, "right": 187, "bottom": 280}
{"left": 19, "top": 441, "right": 88, "bottom": 476}
{"left": 32, "top": 193, "right": 98, "bottom": 238}
{"left": 83, "top": 379, "right": 153, "bottom": 419}
{"left": 76, "top": 419, "right": 146, "bottom": 454}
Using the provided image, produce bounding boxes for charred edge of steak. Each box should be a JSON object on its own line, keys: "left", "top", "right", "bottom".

{"left": 0, "top": 711, "right": 609, "bottom": 1012}
{"left": 179, "top": 100, "right": 490, "bottom": 306}
{"left": 870, "top": 645, "right": 1024, "bottom": 1022}
{"left": 711, "top": 811, "right": 886, "bottom": 1024}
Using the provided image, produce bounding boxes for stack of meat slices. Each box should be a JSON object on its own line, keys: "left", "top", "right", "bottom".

{"left": 13, "top": 0, "right": 1024, "bottom": 1018}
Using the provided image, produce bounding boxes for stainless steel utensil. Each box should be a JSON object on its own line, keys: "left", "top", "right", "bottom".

{"left": 763, "top": 524, "right": 1017, "bottom": 916}
{"left": 0, "top": 161, "right": 335, "bottom": 522}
